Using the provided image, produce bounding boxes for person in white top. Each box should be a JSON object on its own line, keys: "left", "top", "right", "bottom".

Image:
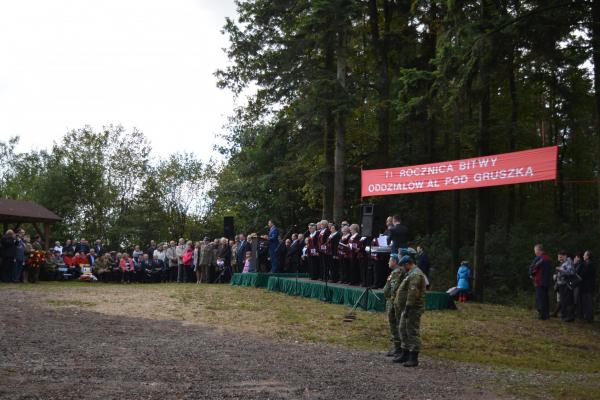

{"left": 53, "top": 241, "right": 63, "bottom": 255}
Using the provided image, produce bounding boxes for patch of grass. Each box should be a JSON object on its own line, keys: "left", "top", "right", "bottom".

{"left": 422, "top": 302, "right": 600, "bottom": 373}
{"left": 506, "top": 380, "right": 600, "bottom": 400}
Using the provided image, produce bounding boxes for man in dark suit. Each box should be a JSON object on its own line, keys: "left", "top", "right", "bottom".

{"left": 145, "top": 240, "right": 156, "bottom": 257}
{"left": 388, "top": 215, "right": 409, "bottom": 254}
{"left": 236, "top": 233, "right": 250, "bottom": 270}
{"left": 94, "top": 239, "right": 105, "bottom": 256}
{"left": 287, "top": 233, "right": 303, "bottom": 273}
{"left": 276, "top": 239, "right": 289, "bottom": 271}
{"left": 76, "top": 239, "right": 91, "bottom": 254}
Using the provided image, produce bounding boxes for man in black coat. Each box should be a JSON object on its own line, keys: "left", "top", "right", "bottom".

{"left": 76, "top": 239, "right": 91, "bottom": 254}
{"left": 94, "top": 239, "right": 105, "bottom": 256}
{"left": 388, "top": 215, "right": 409, "bottom": 254}
{"left": 277, "top": 238, "right": 289, "bottom": 271}
{"left": 145, "top": 240, "right": 156, "bottom": 257}
{"left": 581, "top": 251, "right": 596, "bottom": 322}
{"left": 416, "top": 245, "right": 431, "bottom": 278}
{"left": 236, "top": 233, "right": 250, "bottom": 271}
{"left": 287, "top": 233, "right": 303, "bottom": 273}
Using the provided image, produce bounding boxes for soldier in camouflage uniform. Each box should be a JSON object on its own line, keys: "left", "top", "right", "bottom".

{"left": 393, "top": 255, "right": 427, "bottom": 367}
{"left": 383, "top": 254, "right": 406, "bottom": 357}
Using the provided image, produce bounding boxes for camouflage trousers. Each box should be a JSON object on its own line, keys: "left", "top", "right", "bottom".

{"left": 386, "top": 303, "right": 401, "bottom": 348}
{"left": 399, "top": 309, "right": 422, "bottom": 352}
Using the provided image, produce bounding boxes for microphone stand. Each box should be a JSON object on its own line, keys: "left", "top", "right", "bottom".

{"left": 344, "top": 237, "right": 382, "bottom": 322}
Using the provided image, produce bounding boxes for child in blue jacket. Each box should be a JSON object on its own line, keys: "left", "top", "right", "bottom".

{"left": 457, "top": 261, "right": 471, "bottom": 302}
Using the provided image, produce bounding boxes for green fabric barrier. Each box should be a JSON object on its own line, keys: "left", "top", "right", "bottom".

{"left": 230, "top": 273, "right": 310, "bottom": 288}
{"left": 425, "top": 291, "right": 456, "bottom": 311}
{"left": 266, "top": 277, "right": 455, "bottom": 312}
{"left": 267, "top": 277, "right": 386, "bottom": 312}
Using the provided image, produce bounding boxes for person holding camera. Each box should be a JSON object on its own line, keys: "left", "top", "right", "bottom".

{"left": 556, "top": 250, "right": 575, "bottom": 322}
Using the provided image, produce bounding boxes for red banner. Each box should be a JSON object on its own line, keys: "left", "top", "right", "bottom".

{"left": 361, "top": 146, "right": 558, "bottom": 197}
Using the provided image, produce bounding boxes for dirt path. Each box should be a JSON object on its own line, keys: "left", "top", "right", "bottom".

{"left": 0, "top": 288, "right": 512, "bottom": 400}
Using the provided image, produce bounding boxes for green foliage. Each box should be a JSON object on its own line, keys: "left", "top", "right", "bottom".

{"left": 209, "top": 0, "right": 600, "bottom": 304}
{"left": 0, "top": 127, "right": 210, "bottom": 248}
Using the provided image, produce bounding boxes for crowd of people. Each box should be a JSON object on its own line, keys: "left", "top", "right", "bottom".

{"left": 0, "top": 223, "right": 595, "bottom": 329}
{"left": 529, "top": 245, "right": 596, "bottom": 323}
{"left": 0, "top": 216, "right": 424, "bottom": 288}
{"left": 0, "top": 233, "right": 245, "bottom": 284}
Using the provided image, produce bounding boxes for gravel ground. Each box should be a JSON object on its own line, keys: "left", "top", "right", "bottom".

{"left": 0, "top": 289, "right": 516, "bottom": 400}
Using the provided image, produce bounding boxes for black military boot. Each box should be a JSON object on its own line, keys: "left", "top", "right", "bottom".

{"left": 403, "top": 351, "right": 419, "bottom": 367}
{"left": 385, "top": 346, "right": 401, "bottom": 357}
{"left": 392, "top": 350, "right": 409, "bottom": 363}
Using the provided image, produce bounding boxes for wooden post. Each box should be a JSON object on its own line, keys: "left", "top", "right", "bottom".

{"left": 32, "top": 223, "right": 44, "bottom": 238}
{"left": 44, "top": 223, "right": 50, "bottom": 250}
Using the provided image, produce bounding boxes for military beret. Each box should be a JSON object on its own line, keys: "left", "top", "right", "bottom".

{"left": 400, "top": 247, "right": 417, "bottom": 256}
{"left": 399, "top": 255, "right": 413, "bottom": 266}
{"left": 389, "top": 254, "right": 400, "bottom": 263}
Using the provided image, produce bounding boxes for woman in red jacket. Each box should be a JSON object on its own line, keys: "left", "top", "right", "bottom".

{"left": 119, "top": 253, "right": 135, "bottom": 283}
{"left": 182, "top": 241, "right": 194, "bottom": 283}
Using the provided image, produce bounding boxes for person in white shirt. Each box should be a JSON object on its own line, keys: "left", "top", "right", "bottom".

{"left": 53, "top": 241, "right": 63, "bottom": 255}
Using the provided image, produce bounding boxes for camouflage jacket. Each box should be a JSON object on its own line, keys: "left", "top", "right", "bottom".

{"left": 394, "top": 267, "right": 427, "bottom": 312}
{"left": 383, "top": 268, "right": 405, "bottom": 302}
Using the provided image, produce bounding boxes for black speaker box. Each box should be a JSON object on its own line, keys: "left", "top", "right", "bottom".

{"left": 223, "top": 216, "right": 235, "bottom": 240}
{"left": 360, "top": 204, "right": 375, "bottom": 237}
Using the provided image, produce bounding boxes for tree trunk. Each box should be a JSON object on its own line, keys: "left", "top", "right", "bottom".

{"left": 506, "top": 46, "right": 518, "bottom": 231}
{"left": 426, "top": 120, "right": 436, "bottom": 234}
{"left": 473, "top": 0, "right": 492, "bottom": 301}
{"left": 424, "top": 2, "right": 439, "bottom": 234}
{"left": 473, "top": 92, "right": 490, "bottom": 301}
{"left": 333, "top": 26, "right": 347, "bottom": 223}
{"left": 323, "top": 43, "right": 335, "bottom": 220}
{"left": 451, "top": 114, "right": 462, "bottom": 269}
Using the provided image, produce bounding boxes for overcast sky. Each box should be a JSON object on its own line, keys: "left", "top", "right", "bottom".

{"left": 0, "top": 0, "right": 238, "bottom": 161}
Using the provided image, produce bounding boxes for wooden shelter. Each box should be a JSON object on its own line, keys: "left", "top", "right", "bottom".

{"left": 0, "top": 199, "right": 62, "bottom": 249}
